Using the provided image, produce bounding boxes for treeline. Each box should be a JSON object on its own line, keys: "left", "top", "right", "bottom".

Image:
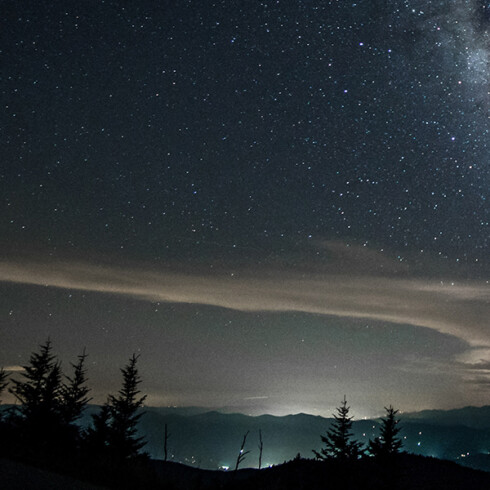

{"left": 312, "top": 395, "right": 403, "bottom": 461}
{"left": 0, "top": 341, "right": 405, "bottom": 488}
{"left": 0, "top": 340, "right": 155, "bottom": 488}
{"left": 233, "top": 396, "right": 404, "bottom": 470}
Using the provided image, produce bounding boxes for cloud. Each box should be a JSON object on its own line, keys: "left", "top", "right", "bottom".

{"left": 464, "top": 361, "right": 490, "bottom": 372}
{"left": 469, "top": 377, "right": 490, "bottom": 391}
{"left": 0, "top": 257, "right": 489, "bottom": 361}
{"left": 3, "top": 365, "right": 25, "bottom": 372}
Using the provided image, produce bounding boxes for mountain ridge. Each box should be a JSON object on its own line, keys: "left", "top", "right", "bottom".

{"left": 2, "top": 404, "right": 489, "bottom": 472}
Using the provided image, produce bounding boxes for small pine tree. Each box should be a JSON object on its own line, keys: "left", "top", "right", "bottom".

{"left": 107, "top": 354, "right": 147, "bottom": 460}
{"left": 85, "top": 402, "right": 112, "bottom": 454}
{"left": 313, "top": 395, "right": 363, "bottom": 461}
{"left": 369, "top": 405, "right": 403, "bottom": 458}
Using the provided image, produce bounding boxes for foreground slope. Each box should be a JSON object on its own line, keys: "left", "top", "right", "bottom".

{"left": 2, "top": 453, "right": 490, "bottom": 489}
{"left": 0, "top": 458, "right": 108, "bottom": 490}
{"left": 150, "top": 454, "right": 490, "bottom": 490}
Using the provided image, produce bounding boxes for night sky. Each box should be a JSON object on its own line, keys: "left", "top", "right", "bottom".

{"left": 1, "top": 0, "right": 489, "bottom": 417}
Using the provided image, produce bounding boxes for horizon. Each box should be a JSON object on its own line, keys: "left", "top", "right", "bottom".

{"left": 3, "top": 387, "right": 490, "bottom": 421}
{"left": 120, "top": 402, "right": 490, "bottom": 420}
{"left": 3, "top": 398, "right": 490, "bottom": 422}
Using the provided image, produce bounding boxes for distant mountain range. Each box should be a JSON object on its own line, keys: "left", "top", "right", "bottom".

{"left": 402, "top": 406, "right": 490, "bottom": 429}
{"left": 3, "top": 404, "right": 489, "bottom": 472}
{"left": 125, "top": 405, "right": 490, "bottom": 472}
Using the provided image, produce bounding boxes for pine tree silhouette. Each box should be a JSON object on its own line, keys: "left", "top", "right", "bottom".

{"left": 8, "top": 339, "right": 66, "bottom": 456}
{"left": 313, "top": 395, "right": 363, "bottom": 461}
{"left": 108, "top": 354, "right": 147, "bottom": 460}
{"left": 60, "top": 349, "right": 91, "bottom": 425}
{"left": 368, "top": 405, "right": 403, "bottom": 458}
{"left": 85, "top": 402, "right": 112, "bottom": 455}
{"left": 85, "top": 354, "right": 147, "bottom": 465}
{"left": 9, "top": 340, "right": 62, "bottom": 427}
{"left": 88, "top": 354, "right": 147, "bottom": 461}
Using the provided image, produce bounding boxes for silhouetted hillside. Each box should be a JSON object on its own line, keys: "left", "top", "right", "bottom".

{"left": 0, "top": 458, "right": 109, "bottom": 490}
{"left": 149, "top": 453, "right": 490, "bottom": 490}
{"left": 3, "top": 453, "right": 490, "bottom": 490}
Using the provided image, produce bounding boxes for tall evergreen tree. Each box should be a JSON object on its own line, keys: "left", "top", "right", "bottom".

{"left": 8, "top": 339, "right": 67, "bottom": 456}
{"left": 9, "top": 339, "right": 63, "bottom": 425}
{"left": 313, "top": 396, "right": 363, "bottom": 461}
{"left": 369, "top": 405, "right": 403, "bottom": 457}
{"left": 107, "top": 354, "right": 147, "bottom": 460}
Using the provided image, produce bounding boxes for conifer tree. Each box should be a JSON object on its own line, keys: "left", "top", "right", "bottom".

{"left": 85, "top": 402, "right": 112, "bottom": 454}
{"left": 313, "top": 395, "right": 363, "bottom": 461}
{"left": 9, "top": 339, "right": 63, "bottom": 425}
{"left": 107, "top": 354, "right": 147, "bottom": 460}
{"left": 8, "top": 339, "right": 66, "bottom": 454}
{"left": 369, "top": 405, "right": 403, "bottom": 457}
{"left": 60, "top": 349, "right": 91, "bottom": 425}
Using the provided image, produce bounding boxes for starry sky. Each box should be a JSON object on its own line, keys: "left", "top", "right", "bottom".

{"left": 1, "top": 0, "right": 489, "bottom": 417}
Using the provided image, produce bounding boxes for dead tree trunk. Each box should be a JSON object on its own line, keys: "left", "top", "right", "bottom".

{"left": 234, "top": 430, "right": 250, "bottom": 472}
{"left": 164, "top": 423, "right": 170, "bottom": 462}
{"left": 258, "top": 429, "right": 263, "bottom": 469}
